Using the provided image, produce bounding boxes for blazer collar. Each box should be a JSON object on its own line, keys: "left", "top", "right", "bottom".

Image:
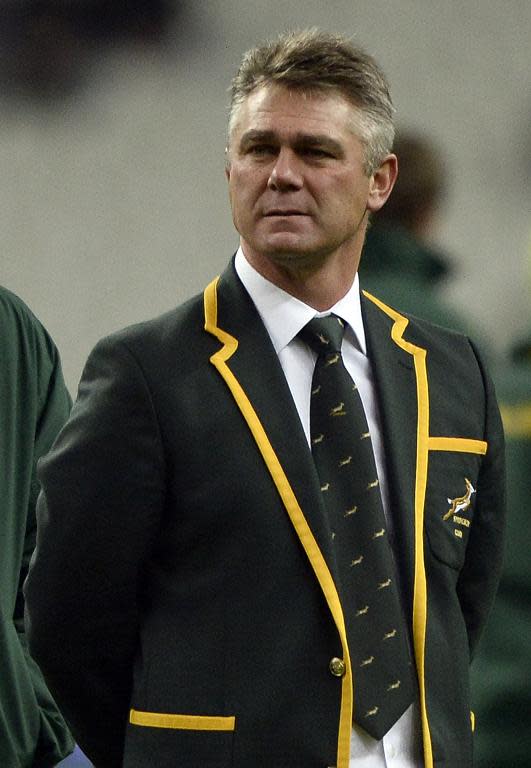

{"left": 234, "top": 247, "right": 367, "bottom": 356}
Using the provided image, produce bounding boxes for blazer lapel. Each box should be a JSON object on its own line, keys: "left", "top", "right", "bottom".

{"left": 206, "top": 260, "right": 337, "bottom": 570}
{"left": 362, "top": 290, "right": 436, "bottom": 767}
{"left": 361, "top": 292, "right": 418, "bottom": 613}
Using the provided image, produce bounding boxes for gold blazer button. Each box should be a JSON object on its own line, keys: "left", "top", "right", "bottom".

{"left": 329, "top": 657, "right": 346, "bottom": 677}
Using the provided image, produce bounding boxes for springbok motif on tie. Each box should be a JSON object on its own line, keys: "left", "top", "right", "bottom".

{"left": 299, "top": 314, "right": 415, "bottom": 740}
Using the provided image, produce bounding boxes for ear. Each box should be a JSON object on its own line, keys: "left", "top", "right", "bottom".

{"left": 366, "top": 154, "right": 398, "bottom": 213}
{"left": 224, "top": 147, "right": 232, "bottom": 183}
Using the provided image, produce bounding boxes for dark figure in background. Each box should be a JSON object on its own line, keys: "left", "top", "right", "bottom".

{"left": 362, "top": 132, "right": 449, "bottom": 285}
{"left": 0, "top": 287, "right": 73, "bottom": 766}
{"left": 471, "top": 332, "right": 531, "bottom": 767}
{"left": 360, "top": 132, "right": 488, "bottom": 347}
{"left": 25, "top": 30, "right": 505, "bottom": 768}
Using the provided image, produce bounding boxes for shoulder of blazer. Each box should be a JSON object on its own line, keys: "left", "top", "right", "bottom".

{"left": 361, "top": 289, "right": 471, "bottom": 345}
{"left": 99, "top": 294, "right": 205, "bottom": 351}
{"left": 360, "top": 289, "right": 482, "bottom": 371}
{"left": 81, "top": 259, "right": 250, "bottom": 388}
{"left": 89, "top": 259, "right": 250, "bottom": 363}
{"left": 84, "top": 290, "right": 215, "bottom": 388}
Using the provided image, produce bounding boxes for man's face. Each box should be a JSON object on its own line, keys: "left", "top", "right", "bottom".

{"left": 226, "top": 84, "right": 390, "bottom": 277}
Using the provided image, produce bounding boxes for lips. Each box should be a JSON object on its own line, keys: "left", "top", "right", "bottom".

{"left": 264, "top": 209, "right": 307, "bottom": 216}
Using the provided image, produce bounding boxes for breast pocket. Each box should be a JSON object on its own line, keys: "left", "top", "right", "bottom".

{"left": 425, "top": 450, "right": 484, "bottom": 570}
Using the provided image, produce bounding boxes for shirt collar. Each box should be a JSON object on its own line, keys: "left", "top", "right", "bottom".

{"left": 234, "top": 247, "right": 367, "bottom": 355}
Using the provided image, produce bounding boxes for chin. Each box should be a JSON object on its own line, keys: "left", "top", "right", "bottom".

{"left": 265, "top": 246, "right": 327, "bottom": 271}
{"left": 241, "top": 232, "right": 329, "bottom": 272}
{"left": 261, "top": 234, "right": 318, "bottom": 257}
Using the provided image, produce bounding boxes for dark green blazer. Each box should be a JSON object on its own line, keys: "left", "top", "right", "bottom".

{"left": 25, "top": 261, "right": 505, "bottom": 768}
{"left": 0, "top": 286, "right": 74, "bottom": 766}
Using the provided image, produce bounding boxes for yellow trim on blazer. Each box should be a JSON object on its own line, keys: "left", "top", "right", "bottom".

{"left": 204, "top": 277, "right": 353, "bottom": 768}
{"left": 363, "top": 290, "right": 434, "bottom": 768}
{"left": 129, "top": 709, "right": 236, "bottom": 731}
{"left": 428, "top": 437, "right": 487, "bottom": 454}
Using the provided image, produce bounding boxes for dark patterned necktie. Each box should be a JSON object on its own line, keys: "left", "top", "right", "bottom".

{"left": 300, "top": 314, "right": 414, "bottom": 739}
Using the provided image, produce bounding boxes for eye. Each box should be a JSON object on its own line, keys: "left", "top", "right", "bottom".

{"left": 246, "top": 144, "right": 276, "bottom": 157}
{"left": 302, "top": 147, "right": 335, "bottom": 159}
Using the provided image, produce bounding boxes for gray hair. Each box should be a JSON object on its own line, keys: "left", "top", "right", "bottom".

{"left": 228, "top": 28, "right": 395, "bottom": 174}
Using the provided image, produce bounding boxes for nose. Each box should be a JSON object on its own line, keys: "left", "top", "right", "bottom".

{"left": 267, "top": 148, "right": 303, "bottom": 191}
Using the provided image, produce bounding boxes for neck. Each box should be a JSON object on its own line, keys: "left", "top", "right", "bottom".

{"left": 241, "top": 245, "right": 363, "bottom": 311}
{"left": 270, "top": 261, "right": 358, "bottom": 310}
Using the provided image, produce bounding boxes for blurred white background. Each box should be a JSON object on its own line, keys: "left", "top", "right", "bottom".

{"left": 1, "top": 0, "right": 530, "bottom": 392}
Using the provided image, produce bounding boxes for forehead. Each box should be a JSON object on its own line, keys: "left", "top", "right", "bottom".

{"left": 231, "top": 84, "right": 357, "bottom": 142}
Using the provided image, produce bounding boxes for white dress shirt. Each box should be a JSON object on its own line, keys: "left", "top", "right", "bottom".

{"left": 235, "top": 248, "right": 423, "bottom": 768}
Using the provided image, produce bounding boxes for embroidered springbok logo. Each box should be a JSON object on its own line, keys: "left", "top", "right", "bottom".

{"left": 443, "top": 478, "right": 476, "bottom": 521}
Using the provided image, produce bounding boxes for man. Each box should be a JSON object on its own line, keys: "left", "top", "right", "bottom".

{"left": 25, "top": 30, "right": 505, "bottom": 768}
{"left": 0, "top": 286, "right": 74, "bottom": 765}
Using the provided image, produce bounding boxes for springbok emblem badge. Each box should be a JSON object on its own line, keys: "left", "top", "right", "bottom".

{"left": 443, "top": 478, "right": 476, "bottom": 521}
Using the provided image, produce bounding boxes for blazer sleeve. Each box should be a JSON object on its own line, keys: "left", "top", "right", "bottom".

{"left": 25, "top": 334, "right": 166, "bottom": 768}
{"left": 456, "top": 339, "right": 506, "bottom": 658}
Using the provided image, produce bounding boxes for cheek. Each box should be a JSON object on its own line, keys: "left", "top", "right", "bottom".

{"left": 338, "top": 184, "right": 370, "bottom": 217}
{"left": 229, "top": 170, "right": 252, "bottom": 203}
{"left": 231, "top": 173, "right": 266, "bottom": 217}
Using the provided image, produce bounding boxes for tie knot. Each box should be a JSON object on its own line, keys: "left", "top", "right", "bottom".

{"left": 299, "top": 314, "right": 346, "bottom": 355}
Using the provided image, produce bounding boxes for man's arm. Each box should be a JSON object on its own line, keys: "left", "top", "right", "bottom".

{"left": 25, "top": 334, "right": 166, "bottom": 768}
{"left": 14, "top": 340, "right": 75, "bottom": 764}
{"left": 456, "top": 340, "right": 506, "bottom": 658}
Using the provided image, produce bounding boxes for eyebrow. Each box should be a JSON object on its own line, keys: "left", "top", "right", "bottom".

{"left": 238, "top": 129, "right": 344, "bottom": 156}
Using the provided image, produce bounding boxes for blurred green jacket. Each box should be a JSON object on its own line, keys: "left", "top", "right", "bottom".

{"left": 360, "top": 222, "right": 493, "bottom": 360}
{"left": 471, "top": 346, "right": 531, "bottom": 767}
{"left": 0, "top": 286, "right": 74, "bottom": 766}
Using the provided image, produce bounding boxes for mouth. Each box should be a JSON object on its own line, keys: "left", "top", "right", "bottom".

{"left": 264, "top": 210, "right": 308, "bottom": 217}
